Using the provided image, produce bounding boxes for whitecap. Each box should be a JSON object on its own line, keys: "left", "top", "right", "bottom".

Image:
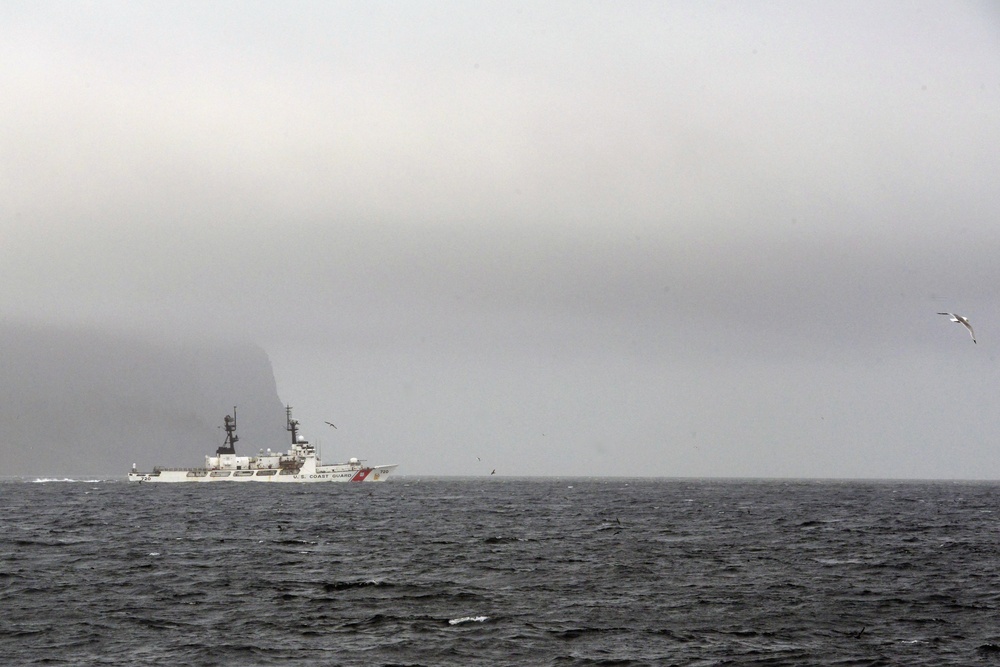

{"left": 32, "top": 478, "right": 104, "bottom": 483}
{"left": 448, "top": 616, "right": 488, "bottom": 625}
{"left": 815, "top": 558, "right": 863, "bottom": 565}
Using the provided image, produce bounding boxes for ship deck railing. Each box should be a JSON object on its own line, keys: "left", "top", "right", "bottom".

{"left": 150, "top": 466, "right": 291, "bottom": 473}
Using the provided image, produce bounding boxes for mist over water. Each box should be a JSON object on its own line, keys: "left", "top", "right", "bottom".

{"left": 4, "top": 4, "right": 1000, "bottom": 480}
{"left": 3, "top": 477, "right": 1000, "bottom": 665}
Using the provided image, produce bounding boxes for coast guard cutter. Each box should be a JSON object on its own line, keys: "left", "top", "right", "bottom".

{"left": 128, "top": 406, "right": 397, "bottom": 483}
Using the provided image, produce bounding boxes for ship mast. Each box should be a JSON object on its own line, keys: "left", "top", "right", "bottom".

{"left": 216, "top": 407, "right": 238, "bottom": 455}
{"left": 286, "top": 404, "right": 299, "bottom": 445}
{"left": 286, "top": 404, "right": 311, "bottom": 450}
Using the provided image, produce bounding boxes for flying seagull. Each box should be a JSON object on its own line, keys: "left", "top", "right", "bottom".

{"left": 938, "top": 312, "right": 976, "bottom": 344}
{"left": 324, "top": 421, "right": 337, "bottom": 429}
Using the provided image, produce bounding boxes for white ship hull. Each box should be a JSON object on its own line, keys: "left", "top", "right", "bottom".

{"left": 128, "top": 462, "right": 397, "bottom": 483}
{"left": 129, "top": 405, "right": 398, "bottom": 483}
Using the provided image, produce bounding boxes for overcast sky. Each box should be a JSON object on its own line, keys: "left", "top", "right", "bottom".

{"left": 3, "top": 1, "right": 1000, "bottom": 478}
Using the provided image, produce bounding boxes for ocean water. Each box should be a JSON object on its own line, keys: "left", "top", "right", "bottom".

{"left": 2, "top": 478, "right": 1000, "bottom": 666}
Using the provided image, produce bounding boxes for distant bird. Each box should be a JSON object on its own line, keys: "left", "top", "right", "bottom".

{"left": 938, "top": 312, "right": 977, "bottom": 343}
{"left": 491, "top": 469, "right": 496, "bottom": 475}
{"left": 325, "top": 421, "right": 337, "bottom": 429}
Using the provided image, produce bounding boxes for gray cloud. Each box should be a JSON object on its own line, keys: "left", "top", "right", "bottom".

{"left": 2, "top": 2, "right": 999, "bottom": 477}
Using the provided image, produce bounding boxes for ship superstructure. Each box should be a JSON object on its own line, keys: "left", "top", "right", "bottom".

{"left": 128, "top": 406, "right": 397, "bottom": 483}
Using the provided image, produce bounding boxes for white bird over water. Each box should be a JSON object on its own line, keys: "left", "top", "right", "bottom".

{"left": 938, "top": 312, "right": 976, "bottom": 344}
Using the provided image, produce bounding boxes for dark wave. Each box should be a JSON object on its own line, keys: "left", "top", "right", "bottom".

{"left": 3, "top": 479, "right": 1000, "bottom": 665}
{"left": 322, "top": 580, "right": 391, "bottom": 592}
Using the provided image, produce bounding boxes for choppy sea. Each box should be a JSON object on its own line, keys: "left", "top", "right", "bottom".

{"left": 3, "top": 478, "right": 1000, "bottom": 666}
